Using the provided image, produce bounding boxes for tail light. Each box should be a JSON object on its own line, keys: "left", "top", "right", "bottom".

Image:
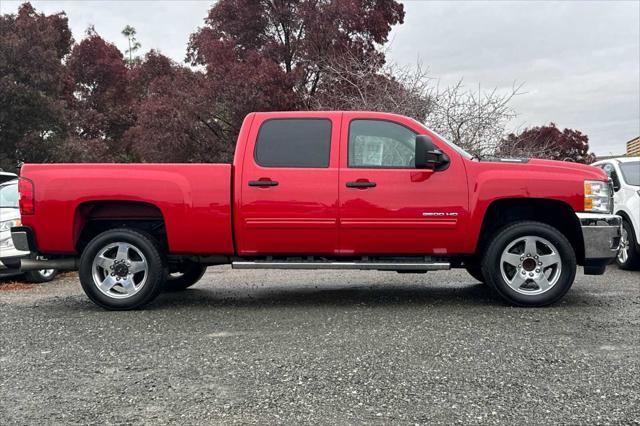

{"left": 18, "top": 178, "right": 35, "bottom": 215}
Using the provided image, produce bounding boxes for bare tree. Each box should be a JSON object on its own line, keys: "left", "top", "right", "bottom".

{"left": 425, "top": 80, "right": 523, "bottom": 156}
{"left": 311, "top": 53, "right": 526, "bottom": 154}
{"left": 309, "top": 50, "right": 434, "bottom": 121}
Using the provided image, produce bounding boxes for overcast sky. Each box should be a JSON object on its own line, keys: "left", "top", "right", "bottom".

{"left": 2, "top": 0, "right": 638, "bottom": 155}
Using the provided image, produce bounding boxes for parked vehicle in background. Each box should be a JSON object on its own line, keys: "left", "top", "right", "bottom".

{"left": 0, "top": 180, "right": 58, "bottom": 282}
{"left": 0, "top": 171, "right": 17, "bottom": 184}
{"left": 593, "top": 157, "right": 640, "bottom": 270}
{"left": 12, "top": 111, "right": 621, "bottom": 310}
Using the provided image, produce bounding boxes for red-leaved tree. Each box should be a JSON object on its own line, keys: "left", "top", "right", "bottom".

{"left": 0, "top": 3, "right": 73, "bottom": 169}
{"left": 65, "top": 29, "right": 132, "bottom": 160}
{"left": 180, "top": 0, "right": 405, "bottom": 159}
{"left": 499, "top": 123, "right": 596, "bottom": 163}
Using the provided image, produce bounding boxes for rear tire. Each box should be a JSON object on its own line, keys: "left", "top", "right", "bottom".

{"left": 616, "top": 219, "right": 640, "bottom": 270}
{"left": 164, "top": 263, "right": 207, "bottom": 292}
{"left": 465, "top": 264, "right": 485, "bottom": 283}
{"left": 79, "top": 228, "right": 167, "bottom": 310}
{"left": 481, "top": 221, "right": 576, "bottom": 307}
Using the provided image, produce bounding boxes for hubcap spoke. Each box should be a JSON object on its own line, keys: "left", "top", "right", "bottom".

{"left": 115, "top": 243, "right": 130, "bottom": 261}
{"left": 120, "top": 278, "right": 136, "bottom": 295}
{"left": 99, "top": 275, "right": 117, "bottom": 293}
{"left": 501, "top": 253, "right": 522, "bottom": 267}
{"left": 523, "top": 237, "right": 537, "bottom": 257}
{"left": 539, "top": 253, "right": 560, "bottom": 268}
{"left": 129, "top": 260, "right": 147, "bottom": 274}
{"left": 95, "top": 255, "right": 114, "bottom": 270}
{"left": 535, "top": 275, "right": 552, "bottom": 292}
{"left": 509, "top": 273, "right": 527, "bottom": 290}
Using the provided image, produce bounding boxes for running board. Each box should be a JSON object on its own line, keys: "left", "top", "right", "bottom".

{"left": 232, "top": 260, "right": 450, "bottom": 271}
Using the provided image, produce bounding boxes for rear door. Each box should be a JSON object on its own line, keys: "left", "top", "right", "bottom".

{"left": 236, "top": 113, "right": 341, "bottom": 255}
{"left": 338, "top": 113, "right": 469, "bottom": 255}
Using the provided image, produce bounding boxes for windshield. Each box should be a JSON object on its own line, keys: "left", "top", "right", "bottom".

{"left": 409, "top": 119, "right": 474, "bottom": 160}
{"left": 0, "top": 182, "right": 19, "bottom": 208}
{"left": 619, "top": 161, "right": 640, "bottom": 186}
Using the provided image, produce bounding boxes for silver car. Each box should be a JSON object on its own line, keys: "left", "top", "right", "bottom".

{"left": 0, "top": 179, "right": 58, "bottom": 282}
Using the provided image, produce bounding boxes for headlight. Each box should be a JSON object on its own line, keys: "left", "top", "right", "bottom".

{"left": 584, "top": 180, "right": 612, "bottom": 213}
{"left": 0, "top": 219, "right": 21, "bottom": 233}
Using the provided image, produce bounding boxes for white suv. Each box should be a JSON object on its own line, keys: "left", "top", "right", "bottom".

{"left": 1, "top": 179, "right": 58, "bottom": 282}
{"left": 593, "top": 157, "right": 640, "bottom": 270}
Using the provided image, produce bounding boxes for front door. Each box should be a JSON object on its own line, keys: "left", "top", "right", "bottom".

{"left": 338, "top": 113, "right": 469, "bottom": 255}
{"left": 237, "top": 113, "right": 341, "bottom": 255}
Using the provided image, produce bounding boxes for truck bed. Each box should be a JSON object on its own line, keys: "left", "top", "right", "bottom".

{"left": 19, "top": 164, "right": 234, "bottom": 255}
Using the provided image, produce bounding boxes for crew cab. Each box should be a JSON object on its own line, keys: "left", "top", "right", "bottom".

{"left": 12, "top": 111, "right": 621, "bottom": 310}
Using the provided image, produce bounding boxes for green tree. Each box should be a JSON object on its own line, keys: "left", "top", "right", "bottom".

{"left": 121, "top": 25, "right": 141, "bottom": 66}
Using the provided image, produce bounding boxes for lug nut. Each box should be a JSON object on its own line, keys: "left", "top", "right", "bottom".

{"left": 529, "top": 273, "right": 534, "bottom": 277}
{"left": 535, "top": 269, "right": 540, "bottom": 273}
{"left": 534, "top": 255, "right": 539, "bottom": 259}
{"left": 538, "top": 262, "right": 542, "bottom": 266}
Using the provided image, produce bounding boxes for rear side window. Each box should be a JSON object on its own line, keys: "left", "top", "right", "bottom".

{"left": 254, "top": 119, "right": 332, "bottom": 168}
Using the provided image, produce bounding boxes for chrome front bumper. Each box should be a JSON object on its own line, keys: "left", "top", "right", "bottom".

{"left": 576, "top": 212, "right": 621, "bottom": 264}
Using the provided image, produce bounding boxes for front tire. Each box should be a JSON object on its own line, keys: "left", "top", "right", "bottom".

{"left": 481, "top": 221, "right": 576, "bottom": 307}
{"left": 616, "top": 219, "right": 640, "bottom": 270}
{"left": 79, "top": 228, "right": 167, "bottom": 310}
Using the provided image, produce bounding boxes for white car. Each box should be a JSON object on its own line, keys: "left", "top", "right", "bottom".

{"left": 592, "top": 157, "right": 640, "bottom": 270}
{"left": 0, "top": 179, "right": 58, "bottom": 282}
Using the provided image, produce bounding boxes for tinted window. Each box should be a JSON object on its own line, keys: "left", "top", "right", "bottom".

{"left": 255, "top": 119, "right": 331, "bottom": 168}
{"left": 349, "top": 120, "right": 417, "bottom": 168}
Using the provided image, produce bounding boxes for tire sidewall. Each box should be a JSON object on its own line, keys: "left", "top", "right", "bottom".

{"left": 79, "top": 229, "right": 166, "bottom": 310}
{"left": 617, "top": 219, "right": 639, "bottom": 270}
{"left": 164, "top": 263, "right": 207, "bottom": 292}
{"left": 24, "top": 269, "right": 58, "bottom": 283}
{"left": 482, "top": 222, "right": 577, "bottom": 307}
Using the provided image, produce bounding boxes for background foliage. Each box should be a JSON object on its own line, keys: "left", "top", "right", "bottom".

{"left": 0, "top": 1, "right": 595, "bottom": 172}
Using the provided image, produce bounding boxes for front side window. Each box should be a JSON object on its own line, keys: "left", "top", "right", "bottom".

{"left": 254, "top": 119, "right": 332, "bottom": 168}
{"left": 349, "top": 120, "right": 417, "bottom": 168}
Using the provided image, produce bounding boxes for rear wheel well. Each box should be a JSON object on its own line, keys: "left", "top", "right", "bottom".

{"left": 476, "top": 198, "right": 584, "bottom": 264}
{"left": 75, "top": 201, "right": 167, "bottom": 252}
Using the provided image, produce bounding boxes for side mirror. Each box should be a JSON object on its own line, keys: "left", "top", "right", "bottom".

{"left": 415, "top": 135, "right": 450, "bottom": 171}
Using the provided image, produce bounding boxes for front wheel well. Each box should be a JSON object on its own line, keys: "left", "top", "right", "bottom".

{"left": 476, "top": 198, "right": 584, "bottom": 264}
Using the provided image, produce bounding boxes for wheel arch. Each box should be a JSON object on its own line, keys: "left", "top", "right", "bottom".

{"left": 74, "top": 200, "right": 167, "bottom": 252}
{"left": 476, "top": 198, "right": 584, "bottom": 265}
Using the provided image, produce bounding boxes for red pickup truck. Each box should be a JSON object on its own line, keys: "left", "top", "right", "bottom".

{"left": 11, "top": 111, "right": 621, "bottom": 310}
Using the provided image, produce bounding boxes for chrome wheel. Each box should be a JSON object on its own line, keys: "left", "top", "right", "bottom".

{"left": 38, "top": 269, "right": 56, "bottom": 278}
{"left": 91, "top": 242, "right": 148, "bottom": 299}
{"left": 617, "top": 226, "right": 629, "bottom": 264}
{"left": 500, "top": 235, "right": 562, "bottom": 295}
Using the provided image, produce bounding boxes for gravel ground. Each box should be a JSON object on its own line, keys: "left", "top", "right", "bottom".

{"left": 0, "top": 266, "right": 638, "bottom": 425}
